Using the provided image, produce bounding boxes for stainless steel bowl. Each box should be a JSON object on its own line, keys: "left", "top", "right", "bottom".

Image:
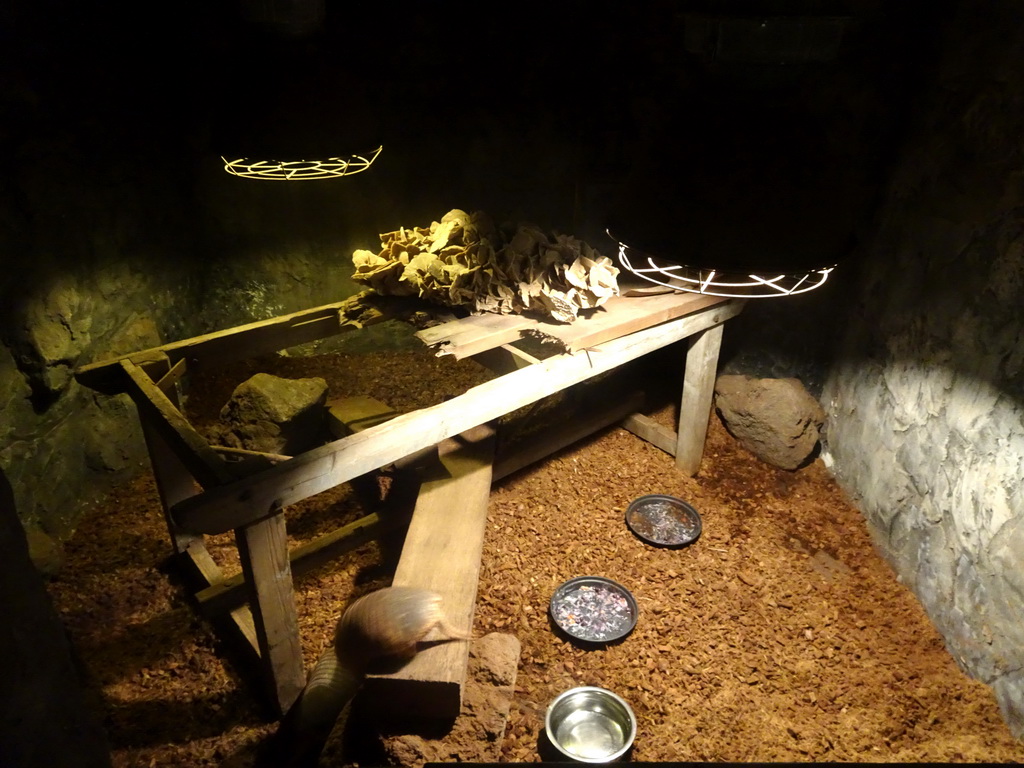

{"left": 545, "top": 686, "right": 637, "bottom": 763}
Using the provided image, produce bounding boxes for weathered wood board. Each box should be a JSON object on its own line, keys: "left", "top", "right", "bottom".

{"left": 416, "top": 291, "right": 724, "bottom": 359}
{"left": 362, "top": 425, "right": 496, "bottom": 720}
{"left": 170, "top": 299, "right": 743, "bottom": 536}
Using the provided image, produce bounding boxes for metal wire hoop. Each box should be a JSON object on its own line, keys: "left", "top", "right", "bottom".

{"left": 616, "top": 242, "right": 833, "bottom": 298}
{"left": 221, "top": 146, "right": 383, "bottom": 180}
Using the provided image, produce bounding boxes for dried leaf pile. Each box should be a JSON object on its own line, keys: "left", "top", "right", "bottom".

{"left": 352, "top": 209, "right": 619, "bottom": 323}
{"left": 46, "top": 347, "right": 1024, "bottom": 766}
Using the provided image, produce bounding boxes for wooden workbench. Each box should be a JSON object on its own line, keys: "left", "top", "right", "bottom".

{"left": 74, "top": 289, "right": 743, "bottom": 716}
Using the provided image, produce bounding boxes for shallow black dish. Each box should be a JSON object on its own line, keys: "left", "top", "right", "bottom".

{"left": 549, "top": 576, "right": 638, "bottom": 644}
{"left": 625, "top": 494, "right": 703, "bottom": 548}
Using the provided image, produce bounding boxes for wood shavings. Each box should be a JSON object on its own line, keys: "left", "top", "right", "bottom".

{"left": 351, "top": 209, "right": 620, "bottom": 323}
{"left": 43, "top": 350, "right": 1024, "bottom": 766}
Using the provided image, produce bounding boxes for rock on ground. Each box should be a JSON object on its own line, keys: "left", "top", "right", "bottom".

{"left": 714, "top": 374, "right": 825, "bottom": 470}
{"left": 377, "top": 633, "right": 522, "bottom": 765}
{"left": 214, "top": 372, "right": 329, "bottom": 456}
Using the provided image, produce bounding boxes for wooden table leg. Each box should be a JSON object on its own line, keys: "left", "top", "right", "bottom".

{"left": 676, "top": 323, "right": 725, "bottom": 476}
{"left": 236, "top": 514, "right": 306, "bottom": 716}
{"left": 141, "top": 417, "right": 204, "bottom": 556}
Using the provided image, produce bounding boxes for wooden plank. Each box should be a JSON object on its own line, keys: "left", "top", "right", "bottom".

{"left": 493, "top": 391, "right": 644, "bottom": 481}
{"left": 155, "top": 357, "right": 187, "bottom": 395}
{"left": 326, "top": 396, "right": 402, "bottom": 437}
{"left": 621, "top": 413, "right": 678, "bottom": 456}
{"left": 121, "top": 360, "right": 231, "bottom": 489}
{"left": 523, "top": 292, "right": 724, "bottom": 356}
{"left": 170, "top": 299, "right": 743, "bottom": 535}
{"left": 181, "top": 541, "right": 261, "bottom": 658}
{"left": 363, "top": 425, "right": 495, "bottom": 720}
{"left": 210, "top": 445, "right": 293, "bottom": 463}
{"left": 328, "top": 397, "right": 440, "bottom": 471}
{"left": 133, "top": 356, "right": 263, "bottom": 695}
{"left": 326, "top": 394, "right": 428, "bottom": 569}
{"left": 471, "top": 343, "right": 541, "bottom": 376}
{"left": 135, "top": 357, "right": 205, "bottom": 556}
{"left": 141, "top": 419, "right": 203, "bottom": 554}
{"left": 418, "top": 292, "right": 728, "bottom": 361}
{"left": 235, "top": 514, "right": 305, "bottom": 716}
{"left": 414, "top": 311, "right": 534, "bottom": 349}
{"left": 74, "top": 291, "right": 399, "bottom": 394}
{"left": 195, "top": 509, "right": 412, "bottom": 617}
{"left": 676, "top": 323, "right": 725, "bottom": 476}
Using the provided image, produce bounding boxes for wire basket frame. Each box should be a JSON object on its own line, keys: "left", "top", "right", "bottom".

{"left": 616, "top": 242, "right": 833, "bottom": 298}
{"left": 221, "top": 146, "right": 382, "bottom": 180}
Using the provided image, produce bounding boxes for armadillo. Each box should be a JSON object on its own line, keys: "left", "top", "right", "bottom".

{"left": 276, "top": 586, "right": 470, "bottom": 765}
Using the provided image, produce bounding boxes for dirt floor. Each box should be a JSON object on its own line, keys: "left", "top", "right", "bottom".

{"left": 47, "top": 346, "right": 1024, "bottom": 766}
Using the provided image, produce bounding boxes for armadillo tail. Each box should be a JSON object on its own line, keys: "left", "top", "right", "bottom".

{"left": 274, "top": 644, "right": 364, "bottom": 767}
{"left": 432, "top": 617, "right": 474, "bottom": 642}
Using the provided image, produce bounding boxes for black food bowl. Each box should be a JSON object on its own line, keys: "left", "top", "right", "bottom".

{"left": 549, "top": 576, "right": 638, "bottom": 644}
{"left": 625, "top": 494, "right": 702, "bottom": 547}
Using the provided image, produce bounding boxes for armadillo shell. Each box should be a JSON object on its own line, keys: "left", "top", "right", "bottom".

{"left": 334, "top": 585, "right": 445, "bottom": 665}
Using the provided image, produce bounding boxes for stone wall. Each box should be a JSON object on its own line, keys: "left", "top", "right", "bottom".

{"left": 0, "top": 0, "right": 591, "bottom": 545}
{"left": 6, "top": 0, "right": 1023, "bottom": 740}
{"left": 0, "top": 143, "right": 384, "bottom": 541}
{"left": 0, "top": 142, "right": 583, "bottom": 545}
{"left": 822, "top": 3, "right": 1024, "bottom": 737}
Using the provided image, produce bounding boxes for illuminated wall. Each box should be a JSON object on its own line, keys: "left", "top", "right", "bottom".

{"left": 822, "top": 4, "right": 1024, "bottom": 737}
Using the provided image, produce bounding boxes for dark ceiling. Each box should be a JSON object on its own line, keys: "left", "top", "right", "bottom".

{"left": 2, "top": 0, "right": 949, "bottom": 272}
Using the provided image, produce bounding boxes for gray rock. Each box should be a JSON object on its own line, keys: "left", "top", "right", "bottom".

{"left": 469, "top": 632, "right": 522, "bottom": 688}
{"left": 24, "top": 525, "right": 64, "bottom": 578}
{"left": 216, "top": 373, "right": 329, "bottom": 456}
{"left": 6, "top": 278, "right": 93, "bottom": 405}
{"left": 378, "top": 632, "right": 521, "bottom": 765}
{"left": 714, "top": 374, "right": 825, "bottom": 470}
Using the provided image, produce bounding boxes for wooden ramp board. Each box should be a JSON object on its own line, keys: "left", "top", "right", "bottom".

{"left": 416, "top": 291, "right": 725, "bottom": 360}
{"left": 362, "top": 425, "right": 496, "bottom": 720}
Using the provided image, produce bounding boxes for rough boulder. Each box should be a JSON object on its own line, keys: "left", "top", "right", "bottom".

{"left": 215, "top": 373, "right": 329, "bottom": 456}
{"left": 714, "top": 374, "right": 825, "bottom": 470}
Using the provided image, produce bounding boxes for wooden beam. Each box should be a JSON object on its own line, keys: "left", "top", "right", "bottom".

{"left": 676, "top": 323, "right": 725, "bottom": 476}
{"left": 180, "top": 541, "right": 261, "bottom": 659}
{"left": 194, "top": 509, "right": 412, "bottom": 617}
{"left": 74, "top": 291, "right": 399, "bottom": 394}
{"left": 621, "top": 413, "right": 678, "bottom": 456}
{"left": 121, "top": 359, "right": 230, "bottom": 489}
{"left": 235, "top": 514, "right": 305, "bottom": 717}
{"left": 362, "top": 425, "right": 496, "bottom": 720}
{"left": 155, "top": 357, "right": 187, "bottom": 395}
{"left": 493, "top": 391, "right": 644, "bottom": 481}
{"left": 170, "top": 299, "right": 743, "bottom": 535}
{"left": 135, "top": 357, "right": 206, "bottom": 556}
{"left": 132, "top": 356, "right": 264, "bottom": 697}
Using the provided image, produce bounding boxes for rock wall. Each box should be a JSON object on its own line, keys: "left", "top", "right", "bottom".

{"left": 0, "top": 0, "right": 592, "bottom": 545}
{"left": 0, "top": 148, "right": 382, "bottom": 541}
{"left": 822, "top": 3, "right": 1024, "bottom": 737}
{"left": 0, "top": 467, "right": 112, "bottom": 767}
